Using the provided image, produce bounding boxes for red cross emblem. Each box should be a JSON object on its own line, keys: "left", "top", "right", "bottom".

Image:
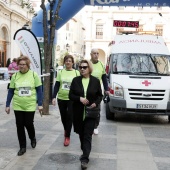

{"left": 142, "top": 80, "right": 151, "bottom": 86}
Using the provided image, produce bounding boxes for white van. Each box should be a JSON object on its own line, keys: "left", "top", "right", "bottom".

{"left": 106, "top": 34, "right": 170, "bottom": 121}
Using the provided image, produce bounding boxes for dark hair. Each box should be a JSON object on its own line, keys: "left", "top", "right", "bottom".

{"left": 12, "top": 58, "right": 17, "bottom": 62}
{"left": 17, "top": 55, "right": 31, "bottom": 69}
{"left": 63, "top": 55, "right": 74, "bottom": 65}
{"left": 6, "top": 58, "right": 11, "bottom": 67}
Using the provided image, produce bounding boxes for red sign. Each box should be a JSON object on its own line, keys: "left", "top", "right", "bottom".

{"left": 113, "top": 20, "right": 139, "bottom": 28}
{"left": 142, "top": 80, "right": 151, "bottom": 86}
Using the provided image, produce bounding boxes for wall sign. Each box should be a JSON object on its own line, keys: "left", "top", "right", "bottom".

{"left": 113, "top": 20, "right": 139, "bottom": 28}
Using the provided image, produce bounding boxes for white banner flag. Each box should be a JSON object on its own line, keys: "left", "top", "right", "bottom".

{"left": 13, "top": 29, "right": 42, "bottom": 76}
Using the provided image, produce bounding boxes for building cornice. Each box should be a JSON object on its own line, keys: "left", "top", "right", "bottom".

{"left": 0, "top": 1, "right": 33, "bottom": 22}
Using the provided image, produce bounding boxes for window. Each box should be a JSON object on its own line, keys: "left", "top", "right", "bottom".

{"left": 98, "top": 6, "right": 103, "bottom": 10}
{"left": 119, "top": 7, "right": 124, "bottom": 10}
{"left": 111, "top": 53, "right": 170, "bottom": 74}
{"left": 116, "top": 28, "right": 124, "bottom": 34}
{"left": 0, "top": 27, "right": 7, "bottom": 67}
{"left": 138, "top": 7, "right": 143, "bottom": 10}
{"left": 136, "top": 25, "right": 143, "bottom": 32}
{"left": 96, "top": 24, "right": 103, "bottom": 39}
{"left": 157, "top": 7, "right": 162, "bottom": 10}
{"left": 155, "top": 25, "right": 163, "bottom": 36}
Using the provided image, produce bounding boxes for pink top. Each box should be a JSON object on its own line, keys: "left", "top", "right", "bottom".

{"left": 8, "top": 61, "right": 19, "bottom": 76}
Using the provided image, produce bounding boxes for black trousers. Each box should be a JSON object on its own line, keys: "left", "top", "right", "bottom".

{"left": 94, "top": 104, "right": 101, "bottom": 129}
{"left": 14, "top": 111, "right": 35, "bottom": 148}
{"left": 57, "top": 99, "right": 73, "bottom": 137}
{"left": 79, "top": 118, "right": 95, "bottom": 163}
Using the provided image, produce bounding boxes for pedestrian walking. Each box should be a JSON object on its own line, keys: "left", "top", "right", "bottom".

{"left": 52, "top": 55, "right": 80, "bottom": 146}
{"left": 6, "top": 58, "right": 11, "bottom": 68}
{"left": 5, "top": 55, "right": 43, "bottom": 156}
{"left": 8, "top": 58, "right": 19, "bottom": 77}
{"left": 7, "top": 58, "right": 19, "bottom": 89}
{"left": 90, "top": 48, "right": 109, "bottom": 135}
{"left": 69, "top": 59, "right": 103, "bottom": 169}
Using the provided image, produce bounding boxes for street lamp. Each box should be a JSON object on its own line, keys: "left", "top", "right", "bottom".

{"left": 66, "top": 43, "right": 70, "bottom": 52}
{"left": 22, "top": 24, "right": 30, "bottom": 30}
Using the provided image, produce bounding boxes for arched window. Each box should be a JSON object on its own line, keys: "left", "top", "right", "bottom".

{"left": 0, "top": 26, "right": 8, "bottom": 67}
{"left": 96, "top": 19, "right": 103, "bottom": 39}
{"left": 136, "top": 25, "right": 143, "bottom": 32}
{"left": 155, "top": 24, "right": 163, "bottom": 36}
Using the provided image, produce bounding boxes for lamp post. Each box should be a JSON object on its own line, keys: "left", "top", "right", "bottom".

{"left": 22, "top": 24, "right": 30, "bottom": 30}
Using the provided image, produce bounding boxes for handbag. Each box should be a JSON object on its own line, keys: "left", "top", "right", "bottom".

{"left": 85, "top": 105, "right": 100, "bottom": 119}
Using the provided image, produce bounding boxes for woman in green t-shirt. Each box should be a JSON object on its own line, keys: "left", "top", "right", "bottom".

{"left": 5, "top": 55, "right": 43, "bottom": 156}
{"left": 52, "top": 55, "right": 79, "bottom": 147}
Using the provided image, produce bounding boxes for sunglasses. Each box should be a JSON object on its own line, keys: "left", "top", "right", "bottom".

{"left": 79, "top": 66, "right": 88, "bottom": 70}
{"left": 19, "top": 64, "right": 26, "bottom": 66}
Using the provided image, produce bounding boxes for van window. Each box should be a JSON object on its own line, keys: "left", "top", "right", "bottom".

{"left": 111, "top": 53, "right": 170, "bottom": 75}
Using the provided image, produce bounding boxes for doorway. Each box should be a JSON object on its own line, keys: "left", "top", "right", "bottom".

{"left": 0, "top": 40, "right": 6, "bottom": 67}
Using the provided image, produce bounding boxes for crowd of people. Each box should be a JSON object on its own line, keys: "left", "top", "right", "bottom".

{"left": 5, "top": 49, "right": 109, "bottom": 170}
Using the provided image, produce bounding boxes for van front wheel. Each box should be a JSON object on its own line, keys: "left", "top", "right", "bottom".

{"left": 168, "top": 115, "right": 170, "bottom": 123}
{"left": 106, "top": 103, "right": 115, "bottom": 120}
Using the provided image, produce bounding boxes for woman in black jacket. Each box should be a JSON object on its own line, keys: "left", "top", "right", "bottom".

{"left": 69, "top": 59, "right": 103, "bottom": 169}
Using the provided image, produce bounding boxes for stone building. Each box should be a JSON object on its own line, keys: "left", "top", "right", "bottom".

{"left": 55, "top": 11, "right": 86, "bottom": 66}
{"left": 83, "top": 6, "right": 170, "bottom": 64}
{"left": 0, "top": 0, "right": 33, "bottom": 67}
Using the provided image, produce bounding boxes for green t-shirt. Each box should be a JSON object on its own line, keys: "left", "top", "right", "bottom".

{"left": 56, "top": 69, "right": 80, "bottom": 100}
{"left": 82, "top": 77, "right": 90, "bottom": 120}
{"left": 91, "top": 61, "right": 105, "bottom": 83}
{"left": 10, "top": 70, "right": 42, "bottom": 111}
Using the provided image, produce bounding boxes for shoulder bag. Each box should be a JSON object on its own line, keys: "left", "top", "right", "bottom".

{"left": 85, "top": 105, "right": 100, "bottom": 119}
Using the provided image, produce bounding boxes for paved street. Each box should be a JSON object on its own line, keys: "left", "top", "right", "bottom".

{"left": 1, "top": 80, "right": 170, "bottom": 170}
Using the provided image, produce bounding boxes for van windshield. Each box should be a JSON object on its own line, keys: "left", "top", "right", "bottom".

{"left": 111, "top": 53, "right": 170, "bottom": 75}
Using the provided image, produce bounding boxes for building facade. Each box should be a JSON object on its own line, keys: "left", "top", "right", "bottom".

{"left": 82, "top": 6, "right": 170, "bottom": 65}
{"left": 0, "top": 0, "right": 33, "bottom": 67}
{"left": 55, "top": 11, "right": 86, "bottom": 66}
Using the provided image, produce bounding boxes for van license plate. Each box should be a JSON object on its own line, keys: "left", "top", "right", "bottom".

{"left": 137, "top": 104, "right": 157, "bottom": 109}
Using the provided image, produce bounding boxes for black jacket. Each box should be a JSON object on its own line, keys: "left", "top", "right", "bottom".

{"left": 69, "top": 75, "right": 103, "bottom": 134}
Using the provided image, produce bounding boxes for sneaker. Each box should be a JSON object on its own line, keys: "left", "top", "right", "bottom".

{"left": 64, "top": 137, "right": 70, "bottom": 146}
{"left": 81, "top": 162, "right": 88, "bottom": 169}
{"left": 94, "top": 128, "right": 99, "bottom": 135}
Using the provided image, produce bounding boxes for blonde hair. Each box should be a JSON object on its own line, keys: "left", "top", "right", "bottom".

{"left": 79, "top": 59, "right": 93, "bottom": 74}
{"left": 17, "top": 55, "right": 31, "bottom": 69}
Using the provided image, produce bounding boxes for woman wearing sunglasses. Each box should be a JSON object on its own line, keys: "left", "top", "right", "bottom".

{"left": 69, "top": 59, "right": 103, "bottom": 169}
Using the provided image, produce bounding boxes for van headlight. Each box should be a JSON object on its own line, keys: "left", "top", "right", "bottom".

{"left": 109, "top": 82, "right": 124, "bottom": 98}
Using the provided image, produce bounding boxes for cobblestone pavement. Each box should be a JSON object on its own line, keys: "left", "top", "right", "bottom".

{"left": 1, "top": 80, "right": 170, "bottom": 170}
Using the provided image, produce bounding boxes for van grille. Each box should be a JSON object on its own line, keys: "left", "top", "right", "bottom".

{"left": 128, "top": 89, "right": 165, "bottom": 100}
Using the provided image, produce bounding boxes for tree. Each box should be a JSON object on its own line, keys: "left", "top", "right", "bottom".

{"left": 40, "top": 0, "right": 63, "bottom": 114}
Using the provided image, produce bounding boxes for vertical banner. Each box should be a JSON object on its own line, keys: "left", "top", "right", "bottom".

{"left": 36, "top": 37, "right": 45, "bottom": 73}
{"left": 13, "top": 29, "right": 42, "bottom": 76}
